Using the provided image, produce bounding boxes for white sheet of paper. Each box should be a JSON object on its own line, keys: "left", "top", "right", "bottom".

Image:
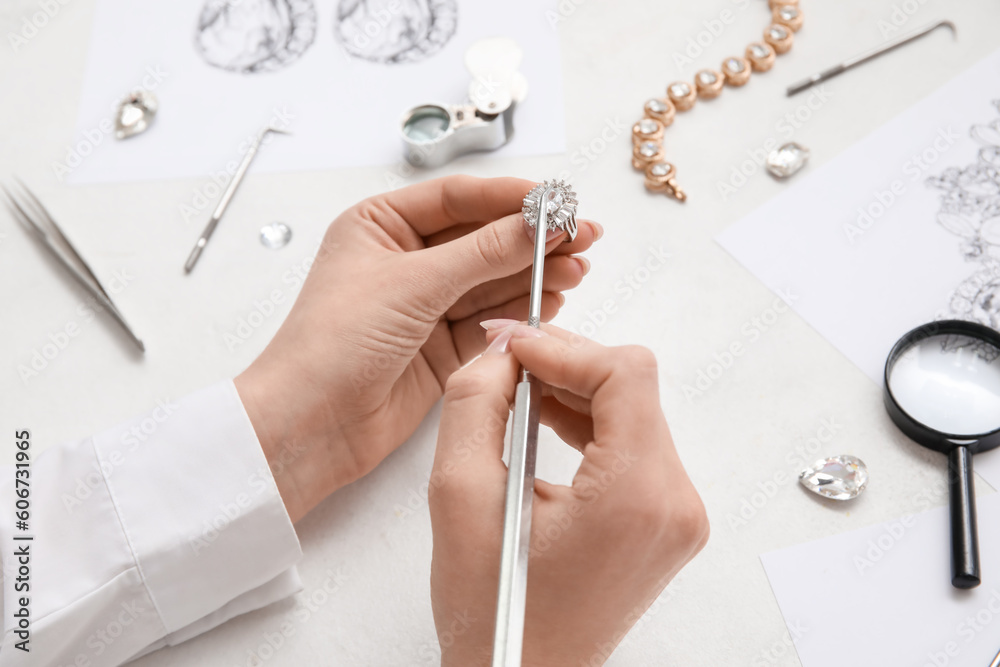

{"left": 67, "top": 0, "right": 565, "bottom": 184}
{"left": 762, "top": 493, "right": 1000, "bottom": 667}
{"left": 717, "top": 49, "right": 1000, "bottom": 489}
{"left": 717, "top": 49, "right": 1000, "bottom": 386}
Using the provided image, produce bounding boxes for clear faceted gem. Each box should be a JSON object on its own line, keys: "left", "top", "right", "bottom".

{"left": 750, "top": 43, "right": 770, "bottom": 58}
{"left": 799, "top": 455, "right": 869, "bottom": 500}
{"left": 724, "top": 57, "right": 745, "bottom": 73}
{"left": 638, "top": 118, "right": 659, "bottom": 134}
{"left": 260, "top": 221, "right": 292, "bottom": 249}
{"left": 650, "top": 162, "right": 671, "bottom": 177}
{"left": 769, "top": 25, "right": 789, "bottom": 40}
{"left": 544, "top": 190, "right": 564, "bottom": 216}
{"left": 697, "top": 70, "right": 718, "bottom": 85}
{"left": 779, "top": 6, "right": 799, "bottom": 20}
{"left": 669, "top": 82, "right": 691, "bottom": 98}
{"left": 645, "top": 98, "right": 668, "bottom": 113}
{"left": 115, "top": 90, "right": 158, "bottom": 140}
{"left": 638, "top": 141, "right": 659, "bottom": 158}
{"left": 766, "top": 142, "right": 810, "bottom": 178}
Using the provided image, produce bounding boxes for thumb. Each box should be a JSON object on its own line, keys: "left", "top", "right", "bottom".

{"left": 420, "top": 212, "right": 565, "bottom": 302}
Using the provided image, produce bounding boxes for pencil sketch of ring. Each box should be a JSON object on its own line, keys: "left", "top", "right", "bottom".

{"left": 334, "top": 0, "right": 458, "bottom": 65}
{"left": 927, "top": 100, "right": 1000, "bottom": 339}
{"left": 195, "top": 0, "right": 318, "bottom": 74}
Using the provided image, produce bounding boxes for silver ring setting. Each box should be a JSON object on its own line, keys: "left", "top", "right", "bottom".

{"left": 521, "top": 179, "right": 578, "bottom": 242}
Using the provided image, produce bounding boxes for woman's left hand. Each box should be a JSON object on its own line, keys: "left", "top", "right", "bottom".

{"left": 235, "top": 175, "right": 601, "bottom": 521}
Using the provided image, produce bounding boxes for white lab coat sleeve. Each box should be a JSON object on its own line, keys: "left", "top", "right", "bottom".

{"left": 0, "top": 381, "right": 303, "bottom": 666}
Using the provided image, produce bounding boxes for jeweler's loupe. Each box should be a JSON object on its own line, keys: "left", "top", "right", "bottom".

{"left": 399, "top": 37, "right": 527, "bottom": 168}
{"left": 884, "top": 320, "right": 1000, "bottom": 589}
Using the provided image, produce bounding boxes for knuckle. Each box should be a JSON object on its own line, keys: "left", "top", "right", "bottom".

{"left": 474, "top": 223, "right": 512, "bottom": 271}
{"left": 616, "top": 478, "right": 709, "bottom": 551}
{"left": 441, "top": 175, "right": 478, "bottom": 219}
{"left": 443, "top": 366, "right": 494, "bottom": 404}
{"left": 668, "top": 492, "right": 710, "bottom": 551}
{"left": 609, "top": 345, "right": 659, "bottom": 389}
{"left": 616, "top": 345, "right": 658, "bottom": 375}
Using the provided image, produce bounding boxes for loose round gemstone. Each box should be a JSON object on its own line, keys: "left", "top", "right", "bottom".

{"left": 650, "top": 162, "right": 671, "bottom": 177}
{"left": 638, "top": 118, "right": 659, "bottom": 134}
{"left": 260, "top": 221, "right": 292, "bottom": 249}
{"left": 645, "top": 98, "right": 668, "bottom": 113}
{"left": 750, "top": 43, "right": 770, "bottom": 58}
{"left": 724, "top": 57, "right": 745, "bottom": 72}
{"left": 638, "top": 141, "right": 659, "bottom": 158}
{"left": 779, "top": 6, "right": 799, "bottom": 20}
{"left": 697, "top": 70, "right": 718, "bottom": 85}
{"left": 669, "top": 82, "right": 691, "bottom": 98}
{"left": 769, "top": 25, "right": 789, "bottom": 40}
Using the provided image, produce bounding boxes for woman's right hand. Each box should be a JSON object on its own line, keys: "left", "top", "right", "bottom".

{"left": 428, "top": 324, "right": 709, "bottom": 666}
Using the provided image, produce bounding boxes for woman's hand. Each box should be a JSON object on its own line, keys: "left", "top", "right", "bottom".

{"left": 428, "top": 324, "right": 708, "bottom": 666}
{"left": 234, "top": 176, "right": 601, "bottom": 522}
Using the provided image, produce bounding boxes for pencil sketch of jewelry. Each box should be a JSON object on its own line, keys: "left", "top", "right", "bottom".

{"left": 926, "top": 100, "right": 1000, "bottom": 356}
{"left": 195, "top": 0, "right": 318, "bottom": 74}
{"left": 334, "top": 0, "right": 458, "bottom": 64}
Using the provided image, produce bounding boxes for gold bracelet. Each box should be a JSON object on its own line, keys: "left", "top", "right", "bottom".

{"left": 632, "top": 0, "right": 804, "bottom": 202}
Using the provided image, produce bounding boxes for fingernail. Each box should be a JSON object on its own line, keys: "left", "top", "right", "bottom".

{"left": 592, "top": 222, "right": 604, "bottom": 240}
{"left": 481, "top": 318, "right": 520, "bottom": 331}
{"left": 506, "top": 324, "right": 547, "bottom": 340}
{"left": 556, "top": 292, "right": 566, "bottom": 306}
{"left": 574, "top": 256, "right": 591, "bottom": 275}
{"left": 485, "top": 329, "right": 514, "bottom": 355}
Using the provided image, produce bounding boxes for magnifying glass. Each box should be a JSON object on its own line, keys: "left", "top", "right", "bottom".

{"left": 884, "top": 320, "right": 1000, "bottom": 589}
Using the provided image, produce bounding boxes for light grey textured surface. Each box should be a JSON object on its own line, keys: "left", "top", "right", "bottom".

{"left": 1, "top": 0, "right": 998, "bottom": 664}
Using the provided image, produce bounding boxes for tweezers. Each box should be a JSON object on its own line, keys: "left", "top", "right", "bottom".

{"left": 1, "top": 179, "right": 145, "bottom": 352}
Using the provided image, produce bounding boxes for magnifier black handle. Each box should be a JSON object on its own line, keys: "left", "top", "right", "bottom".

{"left": 949, "top": 446, "right": 981, "bottom": 589}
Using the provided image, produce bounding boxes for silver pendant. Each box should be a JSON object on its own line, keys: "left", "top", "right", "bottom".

{"left": 114, "top": 90, "right": 158, "bottom": 140}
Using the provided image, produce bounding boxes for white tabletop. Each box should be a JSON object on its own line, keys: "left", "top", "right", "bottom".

{"left": 2, "top": 0, "right": 997, "bottom": 664}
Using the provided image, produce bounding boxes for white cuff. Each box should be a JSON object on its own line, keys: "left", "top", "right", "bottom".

{"left": 93, "top": 381, "right": 302, "bottom": 633}
{"left": 0, "top": 381, "right": 303, "bottom": 666}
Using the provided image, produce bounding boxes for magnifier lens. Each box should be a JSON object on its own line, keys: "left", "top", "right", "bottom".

{"left": 887, "top": 333, "right": 1000, "bottom": 436}
{"left": 885, "top": 322, "right": 1000, "bottom": 589}
{"left": 402, "top": 106, "right": 451, "bottom": 143}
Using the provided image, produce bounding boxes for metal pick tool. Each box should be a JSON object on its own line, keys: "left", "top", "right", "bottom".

{"left": 492, "top": 180, "right": 578, "bottom": 667}
{"left": 184, "top": 126, "right": 290, "bottom": 273}
{"left": 399, "top": 37, "right": 528, "bottom": 168}
{"left": 787, "top": 20, "right": 956, "bottom": 97}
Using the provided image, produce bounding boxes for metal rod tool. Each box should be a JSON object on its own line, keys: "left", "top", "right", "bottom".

{"left": 492, "top": 180, "right": 578, "bottom": 667}
{"left": 184, "top": 126, "right": 290, "bottom": 273}
{"left": 786, "top": 20, "right": 956, "bottom": 97}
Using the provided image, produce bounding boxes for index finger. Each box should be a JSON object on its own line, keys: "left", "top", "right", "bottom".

{"left": 509, "top": 331, "right": 668, "bottom": 456}
{"left": 377, "top": 175, "right": 535, "bottom": 237}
